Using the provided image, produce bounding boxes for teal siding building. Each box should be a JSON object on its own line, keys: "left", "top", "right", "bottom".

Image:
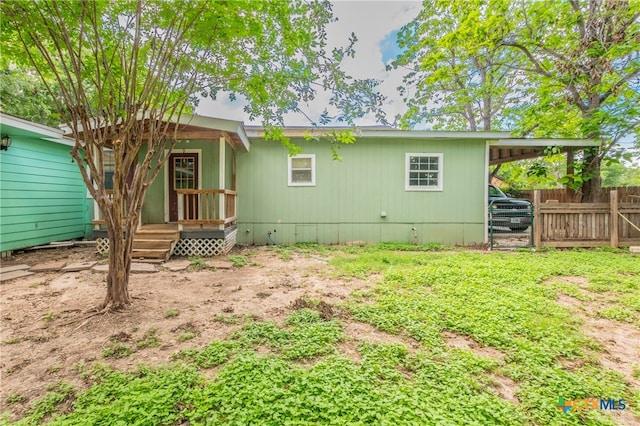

{"left": 0, "top": 114, "right": 89, "bottom": 254}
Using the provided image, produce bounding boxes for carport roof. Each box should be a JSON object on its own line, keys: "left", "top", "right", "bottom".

{"left": 487, "top": 138, "right": 600, "bottom": 165}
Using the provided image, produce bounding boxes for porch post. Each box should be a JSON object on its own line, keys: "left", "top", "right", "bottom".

{"left": 219, "top": 136, "right": 226, "bottom": 230}
{"left": 566, "top": 148, "right": 574, "bottom": 179}
{"left": 92, "top": 145, "right": 101, "bottom": 229}
{"left": 93, "top": 198, "right": 100, "bottom": 229}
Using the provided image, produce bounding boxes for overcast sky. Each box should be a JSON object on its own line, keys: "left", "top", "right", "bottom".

{"left": 196, "top": 1, "right": 422, "bottom": 127}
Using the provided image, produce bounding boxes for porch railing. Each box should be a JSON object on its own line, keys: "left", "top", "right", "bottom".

{"left": 176, "top": 189, "right": 237, "bottom": 228}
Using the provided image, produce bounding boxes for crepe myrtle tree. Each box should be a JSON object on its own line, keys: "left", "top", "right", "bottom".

{"left": 2, "top": 0, "right": 384, "bottom": 310}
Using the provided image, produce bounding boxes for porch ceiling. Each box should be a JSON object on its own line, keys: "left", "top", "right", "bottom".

{"left": 151, "top": 121, "right": 247, "bottom": 150}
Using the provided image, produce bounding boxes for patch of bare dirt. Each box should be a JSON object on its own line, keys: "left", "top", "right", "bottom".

{"left": 0, "top": 246, "right": 372, "bottom": 421}
{"left": 555, "top": 275, "right": 590, "bottom": 287}
{"left": 441, "top": 331, "right": 521, "bottom": 405}
{"left": 337, "top": 321, "right": 421, "bottom": 363}
{"left": 556, "top": 291, "right": 640, "bottom": 426}
{"left": 489, "top": 374, "right": 520, "bottom": 404}
{"left": 442, "top": 330, "right": 506, "bottom": 361}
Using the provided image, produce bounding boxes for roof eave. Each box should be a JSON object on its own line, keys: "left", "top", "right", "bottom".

{"left": 488, "top": 138, "right": 600, "bottom": 147}
{"left": 358, "top": 129, "right": 512, "bottom": 139}
{"left": 1, "top": 112, "right": 64, "bottom": 138}
{"left": 245, "top": 127, "right": 513, "bottom": 139}
{"left": 0, "top": 112, "right": 74, "bottom": 146}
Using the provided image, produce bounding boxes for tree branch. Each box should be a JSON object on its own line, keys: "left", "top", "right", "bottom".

{"left": 599, "top": 68, "right": 640, "bottom": 105}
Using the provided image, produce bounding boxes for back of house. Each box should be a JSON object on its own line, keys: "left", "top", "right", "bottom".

{"left": 236, "top": 128, "right": 497, "bottom": 247}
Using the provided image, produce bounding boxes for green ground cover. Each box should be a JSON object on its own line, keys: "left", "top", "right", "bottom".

{"left": 4, "top": 246, "right": 639, "bottom": 425}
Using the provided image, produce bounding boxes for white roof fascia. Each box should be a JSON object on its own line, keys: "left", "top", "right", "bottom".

{"left": 358, "top": 129, "right": 511, "bottom": 139}
{"left": 488, "top": 138, "right": 600, "bottom": 147}
{"left": 244, "top": 127, "right": 512, "bottom": 139}
{"left": 235, "top": 123, "right": 250, "bottom": 151}
{"left": 0, "top": 113, "right": 73, "bottom": 146}
{"left": 1, "top": 113, "right": 64, "bottom": 139}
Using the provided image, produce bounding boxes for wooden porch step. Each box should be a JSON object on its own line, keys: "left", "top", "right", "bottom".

{"left": 132, "top": 229, "right": 180, "bottom": 261}
{"left": 134, "top": 230, "right": 179, "bottom": 240}
{"left": 132, "top": 248, "right": 172, "bottom": 260}
{"left": 133, "top": 239, "right": 174, "bottom": 250}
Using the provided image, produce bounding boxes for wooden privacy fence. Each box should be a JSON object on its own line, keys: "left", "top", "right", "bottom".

{"left": 533, "top": 189, "right": 640, "bottom": 248}
{"left": 522, "top": 186, "right": 640, "bottom": 203}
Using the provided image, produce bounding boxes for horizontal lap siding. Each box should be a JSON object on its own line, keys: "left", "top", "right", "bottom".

{"left": 237, "top": 138, "right": 486, "bottom": 245}
{"left": 0, "top": 137, "right": 86, "bottom": 252}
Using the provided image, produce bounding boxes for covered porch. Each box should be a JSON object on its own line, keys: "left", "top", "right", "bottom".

{"left": 92, "top": 115, "right": 249, "bottom": 259}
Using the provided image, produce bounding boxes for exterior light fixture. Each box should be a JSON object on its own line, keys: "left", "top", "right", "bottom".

{"left": 0, "top": 135, "right": 11, "bottom": 151}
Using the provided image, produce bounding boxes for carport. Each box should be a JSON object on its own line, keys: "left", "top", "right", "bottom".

{"left": 485, "top": 138, "right": 601, "bottom": 248}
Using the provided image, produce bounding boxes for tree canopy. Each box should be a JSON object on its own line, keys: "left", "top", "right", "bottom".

{"left": 1, "top": 0, "right": 383, "bottom": 308}
{"left": 393, "top": 0, "right": 520, "bottom": 131}
{"left": 0, "top": 65, "right": 60, "bottom": 126}
{"left": 394, "top": 0, "right": 640, "bottom": 201}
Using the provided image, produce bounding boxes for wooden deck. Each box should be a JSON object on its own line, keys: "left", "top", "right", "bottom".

{"left": 140, "top": 223, "right": 220, "bottom": 231}
{"left": 93, "top": 222, "right": 238, "bottom": 258}
{"left": 140, "top": 223, "right": 235, "bottom": 238}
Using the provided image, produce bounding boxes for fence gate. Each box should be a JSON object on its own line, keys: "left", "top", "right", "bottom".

{"left": 489, "top": 198, "right": 534, "bottom": 249}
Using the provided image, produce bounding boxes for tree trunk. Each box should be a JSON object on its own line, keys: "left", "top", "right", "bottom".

{"left": 580, "top": 149, "right": 603, "bottom": 203}
{"left": 102, "top": 200, "right": 137, "bottom": 309}
{"left": 103, "top": 228, "right": 133, "bottom": 308}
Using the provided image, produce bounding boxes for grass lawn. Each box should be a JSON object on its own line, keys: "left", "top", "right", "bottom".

{"left": 3, "top": 245, "right": 639, "bottom": 425}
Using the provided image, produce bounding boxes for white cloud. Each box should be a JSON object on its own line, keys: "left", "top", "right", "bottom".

{"left": 196, "top": 1, "right": 421, "bottom": 127}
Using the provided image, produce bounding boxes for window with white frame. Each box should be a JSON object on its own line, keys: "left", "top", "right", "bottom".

{"left": 405, "top": 153, "right": 443, "bottom": 191}
{"left": 288, "top": 154, "right": 316, "bottom": 186}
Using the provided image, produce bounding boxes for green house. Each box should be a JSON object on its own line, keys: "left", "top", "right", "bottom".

{"left": 237, "top": 129, "right": 488, "bottom": 246}
{"left": 2, "top": 113, "right": 596, "bottom": 257}
{"left": 236, "top": 127, "right": 596, "bottom": 246}
{"left": 0, "top": 113, "right": 90, "bottom": 255}
{"left": 89, "top": 116, "right": 596, "bottom": 257}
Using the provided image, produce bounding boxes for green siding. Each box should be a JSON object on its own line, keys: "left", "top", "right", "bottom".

{"left": 237, "top": 138, "right": 487, "bottom": 246}
{"left": 0, "top": 133, "right": 87, "bottom": 252}
{"left": 225, "top": 143, "right": 234, "bottom": 190}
